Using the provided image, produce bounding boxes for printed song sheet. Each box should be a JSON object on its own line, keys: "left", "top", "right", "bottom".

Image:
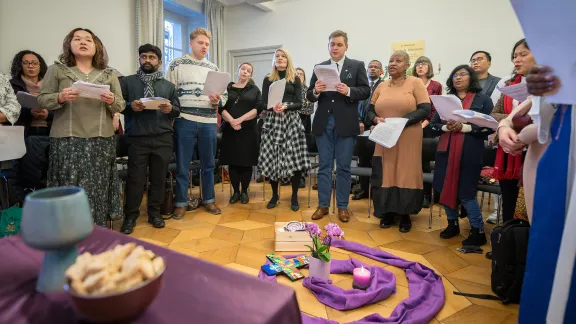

{"left": 140, "top": 97, "right": 170, "bottom": 110}
{"left": 202, "top": 71, "right": 231, "bottom": 96}
{"left": 16, "top": 92, "right": 39, "bottom": 109}
{"left": 71, "top": 81, "right": 110, "bottom": 100}
{"left": 368, "top": 118, "right": 408, "bottom": 148}
{"left": 0, "top": 126, "right": 26, "bottom": 161}
{"left": 267, "top": 79, "right": 287, "bottom": 109}
{"left": 313, "top": 65, "right": 340, "bottom": 92}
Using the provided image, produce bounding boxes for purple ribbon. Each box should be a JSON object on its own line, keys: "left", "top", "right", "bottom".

{"left": 258, "top": 239, "right": 445, "bottom": 324}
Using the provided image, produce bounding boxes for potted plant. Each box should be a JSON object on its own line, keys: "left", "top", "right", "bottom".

{"left": 305, "top": 222, "right": 344, "bottom": 280}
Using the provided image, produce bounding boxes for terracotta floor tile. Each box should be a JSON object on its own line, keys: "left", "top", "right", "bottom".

{"left": 440, "top": 305, "right": 514, "bottom": 324}
{"left": 380, "top": 240, "right": 443, "bottom": 255}
{"left": 447, "top": 277, "right": 519, "bottom": 314}
{"left": 170, "top": 223, "right": 216, "bottom": 243}
{"left": 424, "top": 248, "right": 470, "bottom": 276}
{"left": 219, "top": 220, "right": 272, "bottom": 231}
{"left": 198, "top": 245, "right": 239, "bottom": 265}
{"left": 210, "top": 225, "right": 245, "bottom": 244}
{"left": 446, "top": 265, "right": 492, "bottom": 287}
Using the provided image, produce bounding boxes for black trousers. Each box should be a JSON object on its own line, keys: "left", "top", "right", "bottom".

{"left": 125, "top": 133, "right": 173, "bottom": 220}
{"left": 300, "top": 114, "right": 311, "bottom": 134}
{"left": 356, "top": 137, "right": 375, "bottom": 193}
{"left": 499, "top": 179, "right": 520, "bottom": 223}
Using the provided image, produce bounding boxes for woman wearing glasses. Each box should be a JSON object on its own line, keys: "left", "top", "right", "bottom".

{"left": 9, "top": 50, "right": 52, "bottom": 136}
{"left": 412, "top": 56, "right": 442, "bottom": 132}
{"left": 430, "top": 65, "right": 494, "bottom": 246}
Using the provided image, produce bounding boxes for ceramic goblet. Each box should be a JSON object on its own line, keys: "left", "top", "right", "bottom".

{"left": 21, "top": 186, "right": 93, "bottom": 293}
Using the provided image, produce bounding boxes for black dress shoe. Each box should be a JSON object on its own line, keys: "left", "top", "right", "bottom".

{"left": 380, "top": 213, "right": 395, "bottom": 228}
{"left": 120, "top": 219, "right": 137, "bottom": 234}
{"left": 399, "top": 215, "right": 412, "bottom": 233}
{"left": 267, "top": 196, "right": 279, "bottom": 209}
{"left": 422, "top": 195, "right": 430, "bottom": 209}
{"left": 148, "top": 216, "right": 165, "bottom": 228}
{"left": 240, "top": 192, "right": 249, "bottom": 204}
{"left": 312, "top": 184, "right": 318, "bottom": 190}
{"left": 229, "top": 192, "right": 240, "bottom": 204}
{"left": 485, "top": 251, "right": 493, "bottom": 260}
{"left": 352, "top": 191, "right": 369, "bottom": 200}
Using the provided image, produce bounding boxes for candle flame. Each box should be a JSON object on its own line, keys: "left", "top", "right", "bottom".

{"left": 361, "top": 266, "right": 365, "bottom": 273}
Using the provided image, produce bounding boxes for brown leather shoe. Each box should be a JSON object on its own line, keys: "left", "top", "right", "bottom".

{"left": 203, "top": 203, "right": 222, "bottom": 215}
{"left": 338, "top": 208, "right": 350, "bottom": 222}
{"left": 173, "top": 207, "right": 186, "bottom": 220}
{"left": 311, "top": 207, "right": 329, "bottom": 220}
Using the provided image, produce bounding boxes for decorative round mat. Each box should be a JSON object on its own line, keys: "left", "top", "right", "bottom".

{"left": 258, "top": 239, "right": 445, "bottom": 324}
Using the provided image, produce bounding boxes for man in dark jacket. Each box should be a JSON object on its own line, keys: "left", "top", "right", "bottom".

{"left": 119, "top": 44, "right": 180, "bottom": 234}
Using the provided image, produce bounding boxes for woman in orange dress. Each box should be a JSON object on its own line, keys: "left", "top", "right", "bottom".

{"left": 367, "top": 51, "right": 431, "bottom": 232}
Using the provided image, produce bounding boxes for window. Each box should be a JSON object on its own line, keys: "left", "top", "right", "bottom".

{"left": 163, "top": 0, "right": 206, "bottom": 74}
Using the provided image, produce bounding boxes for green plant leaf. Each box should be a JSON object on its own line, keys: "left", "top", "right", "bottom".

{"left": 319, "top": 251, "right": 331, "bottom": 263}
{"left": 318, "top": 245, "right": 328, "bottom": 253}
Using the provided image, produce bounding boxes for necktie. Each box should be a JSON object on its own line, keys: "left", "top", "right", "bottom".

{"left": 336, "top": 63, "right": 340, "bottom": 72}
{"left": 370, "top": 81, "right": 374, "bottom": 89}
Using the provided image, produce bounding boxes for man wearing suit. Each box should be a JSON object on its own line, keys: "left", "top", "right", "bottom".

{"left": 470, "top": 51, "right": 501, "bottom": 97}
{"left": 353, "top": 60, "right": 383, "bottom": 200}
{"left": 307, "top": 30, "right": 371, "bottom": 222}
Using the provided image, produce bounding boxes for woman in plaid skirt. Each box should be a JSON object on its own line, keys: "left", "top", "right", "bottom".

{"left": 259, "top": 48, "right": 310, "bottom": 211}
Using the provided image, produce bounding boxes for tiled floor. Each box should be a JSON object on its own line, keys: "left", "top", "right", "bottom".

{"left": 119, "top": 180, "right": 519, "bottom": 323}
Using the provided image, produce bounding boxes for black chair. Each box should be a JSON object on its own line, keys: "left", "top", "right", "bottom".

{"left": 351, "top": 167, "right": 372, "bottom": 217}
{"left": 422, "top": 138, "right": 438, "bottom": 228}
{"left": 306, "top": 133, "right": 321, "bottom": 207}
{"left": 477, "top": 142, "right": 502, "bottom": 223}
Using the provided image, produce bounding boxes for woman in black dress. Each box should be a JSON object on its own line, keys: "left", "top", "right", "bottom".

{"left": 219, "top": 63, "right": 262, "bottom": 204}
{"left": 259, "top": 48, "right": 310, "bottom": 211}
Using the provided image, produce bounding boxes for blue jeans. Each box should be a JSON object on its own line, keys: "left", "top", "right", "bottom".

{"left": 444, "top": 198, "right": 484, "bottom": 229}
{"left": 174, "top": 118, "right": 217, "bottom": 207}
{"left": 316, "top": 115, "right": 355, "bottom": 209}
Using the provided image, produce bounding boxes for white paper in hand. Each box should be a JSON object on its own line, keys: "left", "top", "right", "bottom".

{"left": 16, "top": 91, "right": 39, "bottom": 109}
{"left": 497, "top": 82, "right": 529, "bottom": 102}
{"left": 0, "top": 126, "right": 26, "bottom": 161}
{"left": 202, "top": 71, "right": 231, "bottom": 96}
{"left": 140, "top": 97, "right": 170, "bottom": 110}
{"left": 268, "top": 79, "right": 287, "bottom": 109}
{"left": 71, "top": 81, "right": 110, "bottom": 100}
{"left": 368, "top": 118, "right": 408, "bottom": 148}
{"left": 313, "top": 65, "right": 340, "bottom": 92}
{"left": 452, "top": 110, "right": 498, "bottom": 129}
{"left": 429, "top": 95, "right": 466, "bottom": 122}
{"left": 510, "top": 0, "right": 576, "bottom": 105}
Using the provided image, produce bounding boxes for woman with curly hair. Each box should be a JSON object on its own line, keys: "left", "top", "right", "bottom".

{"left": 9, "top": 50, "right": 52, "bottom": 136}
{"left": 37, "top": 28, "right": 125, "bottom": 226}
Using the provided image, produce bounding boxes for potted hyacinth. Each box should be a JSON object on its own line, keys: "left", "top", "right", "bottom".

{"left": 305, "top": 222, "right": 344, "bottom": 280}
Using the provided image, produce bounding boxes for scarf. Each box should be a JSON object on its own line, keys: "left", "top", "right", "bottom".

{"left": 438, "top": 92, "right": 476, "bottom": 209}
{"left": 494, "top": 74, "right": 524, "bottom": 180}
{"left": 22, "top": 76, "right": 42, "bottom": 95}
{"left": 136, "top": 69, "right": 163, "bottom": 98}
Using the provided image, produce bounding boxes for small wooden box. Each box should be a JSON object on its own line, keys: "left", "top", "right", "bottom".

{"left": 274, "top": 222, "right": 312, "bottom": 252}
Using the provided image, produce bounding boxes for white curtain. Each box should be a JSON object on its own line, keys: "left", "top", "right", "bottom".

{"left": 136, "top": 0, "right": 164, "bottom": 53}
{"left": 204, "top": 0, "right": 225, "bottom": 68}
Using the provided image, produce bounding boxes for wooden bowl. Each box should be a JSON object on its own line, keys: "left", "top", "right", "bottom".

{"left": 64, "top": 266, "right": 165, "bottom": 323}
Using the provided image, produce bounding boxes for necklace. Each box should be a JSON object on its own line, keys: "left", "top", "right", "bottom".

{"left": 388, "top": 76, "right": 406, "bottom": 87}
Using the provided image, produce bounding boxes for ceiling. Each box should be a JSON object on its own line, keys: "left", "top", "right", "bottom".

{"left": 217, "top": 0, "right": 297, "bottom": 11}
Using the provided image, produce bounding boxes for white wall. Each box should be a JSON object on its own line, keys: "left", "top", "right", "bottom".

{"left": 224, "top": 0, "right": 524, "bottom": 86}
{"left": 0, "top": 0, "right": 137, "bottom": 76}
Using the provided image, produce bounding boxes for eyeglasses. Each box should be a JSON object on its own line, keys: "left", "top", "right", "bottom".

{"left": 452, "top": 72, "right": 470, "bottom": 79}
{"left": 415, "top": 63, "right": 428, "bottom": 68}
{"left": 22, "top": 61, "right": 40, "bottom": 67}
{"left": 470, "top": 57, "right": 485, "bottom": 64}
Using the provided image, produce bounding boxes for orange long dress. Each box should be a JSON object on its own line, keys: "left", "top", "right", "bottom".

{"left": 370, "top": 76, "right": 430, "bottom": 216}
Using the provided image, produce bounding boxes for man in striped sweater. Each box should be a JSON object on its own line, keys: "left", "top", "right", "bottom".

{"left": 167, "top": 27, "right": 228, "bottom": 218}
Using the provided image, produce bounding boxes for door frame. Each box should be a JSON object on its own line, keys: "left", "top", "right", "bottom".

{"left": 226, "top": 45, "right": 282, "bottom": 73}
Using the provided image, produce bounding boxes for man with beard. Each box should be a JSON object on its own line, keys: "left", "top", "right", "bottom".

{"left": 119, "top": 44, "right": 180, "bottom": 234}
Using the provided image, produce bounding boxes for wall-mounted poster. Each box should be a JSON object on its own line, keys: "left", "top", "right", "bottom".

{"left": 391, "top": 40, "right": 425, "bottom": 76}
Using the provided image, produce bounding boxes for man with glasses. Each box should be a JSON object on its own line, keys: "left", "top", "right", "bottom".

{"left": 469, "top": 51, "right": 501, "bottom": 97}
{"left": 119, "top": 44, "right": 180, "bottom": 234}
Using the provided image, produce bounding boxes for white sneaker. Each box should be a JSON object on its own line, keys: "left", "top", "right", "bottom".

{"left": 486, "top": 211, "right": 498, "bottom": 224}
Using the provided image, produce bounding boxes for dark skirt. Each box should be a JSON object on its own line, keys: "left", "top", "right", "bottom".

{"left": 47, "top": 137, "right": 122, "bottom": 226}
{"left": 219, "top": 122, "right": 259, "bottom": 167}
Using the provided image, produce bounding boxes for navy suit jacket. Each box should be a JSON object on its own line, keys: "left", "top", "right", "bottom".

{"left": 307, "top": 57, "right": 370, "bottom": 137}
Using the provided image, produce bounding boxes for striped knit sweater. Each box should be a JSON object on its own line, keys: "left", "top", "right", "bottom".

{"left": 167, "top": 54, "right": 228, "bottom": 123}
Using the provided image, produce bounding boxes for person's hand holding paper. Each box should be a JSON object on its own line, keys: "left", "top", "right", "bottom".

{"left": 100, "top": 91, "right": 115, "bottom": 105}
{"left": 313, "top": 65, "right": 339, "bottom": 92}
{"left": 267, "top": 79, "right": 287, "bottom": 110}
{"left": 202, "top": 71, "right": 230, "bottom": 105}
{"left": 58, "top": 87, "right": 80, "bottom": 103}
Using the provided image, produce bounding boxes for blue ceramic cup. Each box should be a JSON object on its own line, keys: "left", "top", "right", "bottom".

{"left": 21, "top": 186, "right": 93, "bottom": 292}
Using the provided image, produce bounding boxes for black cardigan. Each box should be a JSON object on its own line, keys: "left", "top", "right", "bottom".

{"left": 8, "top": 76, "right": 54, "bottom": 133}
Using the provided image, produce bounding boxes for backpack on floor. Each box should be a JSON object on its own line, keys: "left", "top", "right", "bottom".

{"left": 454, "top": 219, "right": 530, "bottom": 304}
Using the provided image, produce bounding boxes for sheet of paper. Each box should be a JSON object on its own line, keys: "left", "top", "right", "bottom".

{"left": 429, "top": 95, "right": 466, "bottom": 122}
{"left": 267, "top": 78, "right": 287, "bottom": 109}
{"left": 140, "top": 97, "right": 170, "bottom": 110}
{"left": 16, "top": 91, "right": 39, "bottom": 109}
{"left": 313, "top": 65, "right": 340, "bottom": 92}
{"left": 360, "top": 130, "right": 370, "bottom": 137}
{"left": 0, "top": 126, "right": 26, "bottom": 161}
{"left": 510, "top": 0, "right": 576, "bottom": 105}
{"left": 497, "top": 82, "right": 529, "bottom": 102}
{"left": 71, "top": 81, "right": 110, "bottom": 100}
{"left": 452, "top": 110, "right": 498, "bottom": 129}
{"left": 201, "top": 71, "right": 231, "bottom": 96}
{"left": 368, "top": 118, "right": 408, "bottom": 148}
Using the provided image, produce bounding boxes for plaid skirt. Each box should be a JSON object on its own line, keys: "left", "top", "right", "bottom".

{"left": 258, "top": 110, "right": 310, "bottom": 181}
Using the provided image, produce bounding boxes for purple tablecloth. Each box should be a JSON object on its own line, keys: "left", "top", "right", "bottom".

{"left": 0, "top": 227, "right": 302, "bottom": 324}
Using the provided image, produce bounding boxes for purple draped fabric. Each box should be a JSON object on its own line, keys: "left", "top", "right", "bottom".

{"left": 258, "top": 239, "right": 445, "bottom": 324}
